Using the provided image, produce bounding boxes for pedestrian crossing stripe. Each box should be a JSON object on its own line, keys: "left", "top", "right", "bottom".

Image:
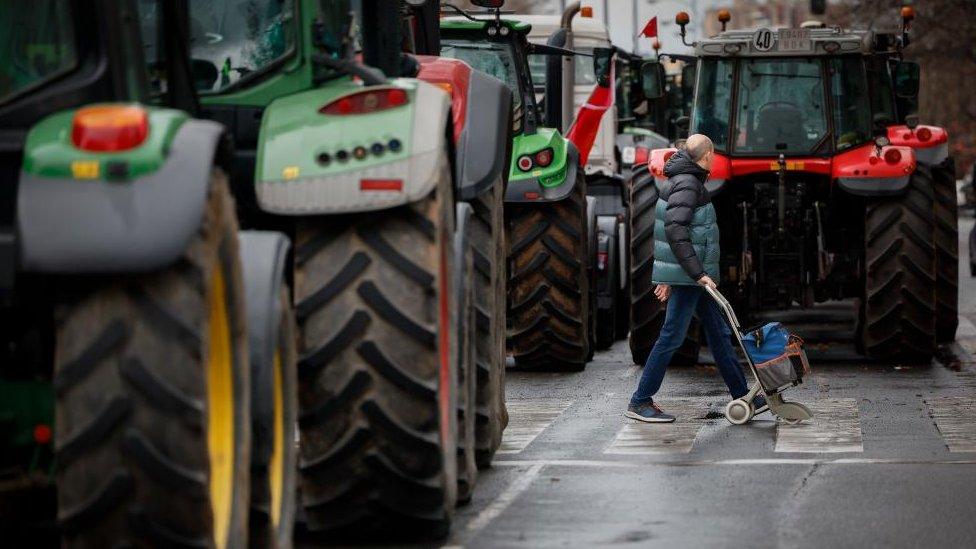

{"left": 497, "top": 400, "right": 574, "bottom": 455}
{"left": 605, "top": 400, "right": 711, "bottom": 455}
{"left": 927, "top": 397, "right": 976, "bottom": 453}
{"left": 775, "top": 398, "right": 863, "bottom": 453}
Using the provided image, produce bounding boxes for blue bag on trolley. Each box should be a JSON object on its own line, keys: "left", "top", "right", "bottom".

{"left": 741, "top": 322, "right": 790, "bottom": 363}
{"left": 740, "top": 322, "right": 809, "bottom": 390}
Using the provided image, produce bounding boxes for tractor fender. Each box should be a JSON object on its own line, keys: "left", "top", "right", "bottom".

{"left": 505, "top": 141, "right": 581, "bottom": 203}
{"left": 256, "top": 80, "right": 452, "bottom": 214}
{"left": 887, "top": 124, "right": 949, "bottom": 166}
{"left": 456, "top": 70, "right": 513, "bottom": 201}
{"left": 833, "top": 143, "right": 916, "bottom": 196}
{"left": 239, "top": 230, "right": 291, "bottom": 464}
{"left": 18, "top": 119, "right": 225, "bottom": 273}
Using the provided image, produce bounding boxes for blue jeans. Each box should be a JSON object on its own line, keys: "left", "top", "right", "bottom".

{"left": 630, "top": 285, "right": 750, "bottom": 406}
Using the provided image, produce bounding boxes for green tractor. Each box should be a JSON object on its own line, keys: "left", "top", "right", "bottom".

{"left": 144, "top": 0, "right": 512, "bottom": 539}
{"left": 440, "top": 0, "right": 598, "bottom": 371}
{"left": 1, "top": 1, "right": 297, "bottom": 546}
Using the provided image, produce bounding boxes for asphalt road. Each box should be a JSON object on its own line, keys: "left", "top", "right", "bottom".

{"left": 444, "top": 215, "right": 976, "bottom": 548}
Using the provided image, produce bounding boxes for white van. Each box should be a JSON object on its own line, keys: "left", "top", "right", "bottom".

{"left": 520, "top": 15, "right": 618, "bottom": 178}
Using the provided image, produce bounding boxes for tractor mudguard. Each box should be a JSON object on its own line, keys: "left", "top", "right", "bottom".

{"left": 18, "top": 119, "right": 225, "bottom": 273}
{"left": 238, "top": 230, "right": 291, "bottom": 462}
{"left": 255, "top": 79, "right": 452, "bottom": 214}
{"left": 456, "top": 70, "right": 512, "bottom": 201}
{"left": 505, "top": 139, "right": 581, "bottom": 203}
{"left": 833, "top": 142, "right": 916, "bottom": 196}
{"left": 887, "top": 124, "right": 949, "bottom": 165}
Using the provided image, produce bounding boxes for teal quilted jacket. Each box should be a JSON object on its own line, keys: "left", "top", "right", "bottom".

{"left": 651, "top": 151, "right": 721, "bottom": 285}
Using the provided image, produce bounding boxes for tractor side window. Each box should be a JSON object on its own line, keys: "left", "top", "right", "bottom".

{"left": 691, "top": 58, "right": 733, "bottom": 152}
{"left": 830, "top": 57, "right": 872, "bottom": 150}
{"left": 528, "top": 54, "right": 546, "bottom": 89}
{"left": 733, "top": 58, "right": 827, "bottom": 155}
{"left": 0, "top": 0, "right": 76, "bottom": 104}
{"left": 867, "top": 59, "right": 897, "bottom": 126}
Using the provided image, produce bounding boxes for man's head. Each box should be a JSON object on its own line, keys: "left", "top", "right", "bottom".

{"left": 685, "top": 134, "right": 714, "bottom": 171}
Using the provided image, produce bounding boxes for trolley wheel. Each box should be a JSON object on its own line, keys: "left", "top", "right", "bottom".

{"left": 724, "top": 399, "right": 753, "bottom": 425}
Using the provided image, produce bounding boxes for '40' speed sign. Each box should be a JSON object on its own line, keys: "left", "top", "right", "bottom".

{"left": 752, "top": 28, "right": 774, "bottom": 51}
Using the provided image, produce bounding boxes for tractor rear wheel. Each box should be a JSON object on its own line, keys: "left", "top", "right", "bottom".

{"left": 627, "top": 166, "right": 700, "bottom": 366}
{"left": 932, "top": 158, "right": 958, "bottom": 343}
{"left": 248, "top": 288, "right": 298, "bottom": 549}
{"left": 507, "top": 171, "right": 591, "bottom": 370}
{"left": 293, "top": 179, "right": 457, "bottom": 540}
{"left": 858, "top": 165, "right": 937, "bottom": 360}
{"left": 455, "top": 241, "right": 477, "bottom": 504}
{"left": 469, "top": 183, "right": 507, "bottom": 469}
{"left": 54, "top": 171, "right": 251, "bottom": 548}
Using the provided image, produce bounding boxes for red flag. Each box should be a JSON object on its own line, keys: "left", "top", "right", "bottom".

{"left": 640, "top": 16, "right": 658, "bottom": 38}
{"left": 567, "top": 64, "right": 615, "bottom": 166}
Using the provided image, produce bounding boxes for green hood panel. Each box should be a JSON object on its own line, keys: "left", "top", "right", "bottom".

{"left": 510, "top": 128, "right": 569, "bottom": 187}
{"left": 255, "top": 78, "right": 417, "bottom": 184}
{"left": 22, "top": 106, "right": 188, "bottom": 181}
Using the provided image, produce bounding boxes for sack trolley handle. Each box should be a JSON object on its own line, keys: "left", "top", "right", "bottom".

{"left": 704, "top": 285, "right": 741, "bottom": 330}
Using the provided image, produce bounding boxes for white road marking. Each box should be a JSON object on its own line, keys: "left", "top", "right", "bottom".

{"left": 927, "top": 397, "right": 976, "bottom": 452}
{"left": 605, "top": 400, "right": 709, "bottom": 455}
{"left": 492, "top": 458, "right": 976, "bottom": 467}
{"left": 775, "top": 398, "right": 863, "bottom": 453}
{"left": 619, "top": 365, "right": 641, "bottom": 379}
{"left": 465, "top": 463, "right": 544, "bottom": 533}
{"left": 497, "top": 400, "right": 573, "bottom": 455}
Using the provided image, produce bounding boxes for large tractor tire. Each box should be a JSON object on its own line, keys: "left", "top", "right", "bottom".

{"left": 454, "top": 228, "right": 477, "bottom": 504}
{"left": 858, "top": 165, "right": 937, "bottom": 361}
{"left": 293, "top": 178, "right": 458, "bottom": 540}
{"left": 932, "top": 158, "right": 958, "bottom": 343}
{"left": 627, "top": 166, "right": 700, "bottom": 366}
{"left": 54, "top": 172, "right": 252, "bottom": 547}
{"left": 248, "top": 287, "right": 298, "bottom": 549}
{"left": 507, "top": 170, "right": 591, "bottom": 370}
{"left": 469, "top": 183, "right": 508, "bottom": 469}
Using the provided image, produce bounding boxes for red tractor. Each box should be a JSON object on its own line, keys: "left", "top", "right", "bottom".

{"left": 630, "top": 7, "right": 956, "bottom": 364}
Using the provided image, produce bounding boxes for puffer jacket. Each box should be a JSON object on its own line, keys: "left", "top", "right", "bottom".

{"left": 651, "top": 150, "right": 720, "bottom": 285}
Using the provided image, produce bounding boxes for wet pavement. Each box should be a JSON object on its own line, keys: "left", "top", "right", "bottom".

{"left": 445, "top": 216, "right": 976, "bottom": 548}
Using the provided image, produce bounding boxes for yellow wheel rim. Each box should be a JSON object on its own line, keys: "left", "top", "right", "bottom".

{"left": 269, "top": 349, "right": 285, "bottom": 530}
{"left": 206, "top": 267, "right": 234, "bottom": 549}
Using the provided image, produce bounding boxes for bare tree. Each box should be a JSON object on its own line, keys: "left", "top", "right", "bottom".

{"left": 831, "top": 0, "right": 976, "bottom": 170}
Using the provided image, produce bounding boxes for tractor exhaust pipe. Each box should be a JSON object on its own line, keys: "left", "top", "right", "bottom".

{"left": 559, "top": 2, "right": 581, "bottom": 131}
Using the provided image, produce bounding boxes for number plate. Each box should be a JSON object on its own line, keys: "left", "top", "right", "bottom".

{"left": 778, "top": 29, "right": 812, "bottom": 52}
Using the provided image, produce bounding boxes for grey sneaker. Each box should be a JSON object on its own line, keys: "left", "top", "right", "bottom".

{"left": 625, "top": 402, "right": 676, "bottom": 423}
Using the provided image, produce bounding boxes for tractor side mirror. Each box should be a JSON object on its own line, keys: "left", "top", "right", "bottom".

{"left": 893, "top": 61, "right": 920, "bottom": 99}
{"left": 640, "top": 61, "right": 665, "bottom": 100}
{"left": 593, "top": 47, "right": 614, "bottom": 88}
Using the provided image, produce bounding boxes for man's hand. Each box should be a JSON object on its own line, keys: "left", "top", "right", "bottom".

{"left": 697, "top": 275, "right": 717, "bottom": 290}
{"left": 654, "top": 284, "right": 671, "bottom": 303}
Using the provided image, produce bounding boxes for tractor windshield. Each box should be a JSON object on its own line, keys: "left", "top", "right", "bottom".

{"left": 138, "top": 0, "right": 296, "bottom": 93}
{"left": 441, "top": 39, "right": 525, "bottom": 132}
{"left": 0, "top": 0, "right": 76, "bottom": 104}
{"left": 733, "top": 58, "right": 827, "bottom": 154}
{"left": 691, "top": 58, "right": 734, "bottom": 152}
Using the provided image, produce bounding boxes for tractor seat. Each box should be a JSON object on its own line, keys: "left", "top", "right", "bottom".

{"left": 754, "top": 101, "right": 805, "bottom": 148}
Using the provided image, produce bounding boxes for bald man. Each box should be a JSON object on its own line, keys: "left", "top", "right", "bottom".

{"left": 626, "top": 135, "right": 763, "bottom": 423}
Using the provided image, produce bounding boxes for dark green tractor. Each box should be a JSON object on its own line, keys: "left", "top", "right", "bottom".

{"left": 1, "top": 1, "right": 298, "bottom": 546}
